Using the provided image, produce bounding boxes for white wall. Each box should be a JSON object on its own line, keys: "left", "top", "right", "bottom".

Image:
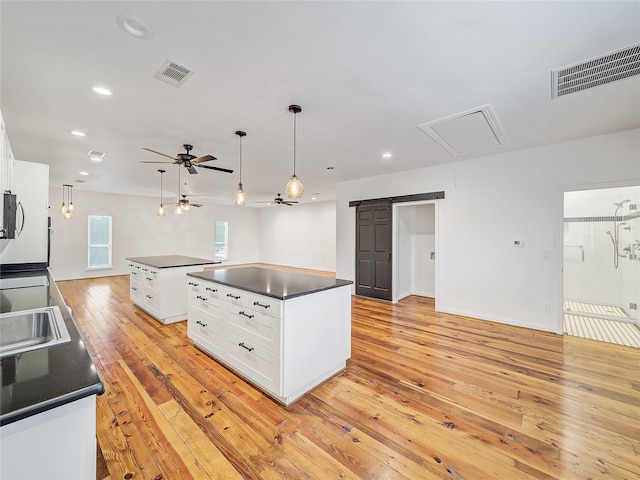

{"left": 48, "top": 188, "right": 261, "bottom": 281}
{"left": 258, "top": 200, "right": 336, "bottom": 272}
{"left": 337, "top": 129, "right": 640, "bottom": 333}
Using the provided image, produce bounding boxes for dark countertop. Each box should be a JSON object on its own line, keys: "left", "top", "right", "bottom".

{"left": 187, "top": 267, "right": 353, "bottom": 300}
{"left": 0, "top": 270, "right": 104, "bottom": 426}
{"left": 126, "top": 255, "right": 220, "bottom": 269}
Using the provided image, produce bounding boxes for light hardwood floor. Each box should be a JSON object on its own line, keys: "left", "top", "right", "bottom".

{"left": 57, "top": 269, "right": 640, "bottom": 479}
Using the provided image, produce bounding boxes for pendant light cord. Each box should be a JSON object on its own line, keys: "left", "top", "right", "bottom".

{"left": 239, "top": 134, "right": 243, "bottom": 183}
{"left": 293, "top": 111, "right": 297, "bottom": 176}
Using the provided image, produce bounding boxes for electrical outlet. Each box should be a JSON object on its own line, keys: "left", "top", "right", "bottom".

{"left": 630, "top": 303, "right": 637, "bottom": 310}
{"left": 629, "top": 203, "right": 637, "bottom": 210}
{"left": 430, "top": 252, "right": 436, "bottom": 260}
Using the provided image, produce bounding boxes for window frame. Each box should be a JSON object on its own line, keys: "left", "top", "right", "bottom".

{"left": 87, "top": 214, "right": 113, "bottom": 269}
{"left": 214, "top": 221, "right": 229, "bottom": 261}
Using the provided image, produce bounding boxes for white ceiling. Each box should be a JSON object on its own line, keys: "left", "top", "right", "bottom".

{"left": 1, "top": 1, "right": 639, "bottom": 206}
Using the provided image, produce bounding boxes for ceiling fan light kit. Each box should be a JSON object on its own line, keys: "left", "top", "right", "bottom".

{"left": 285, "top": 104, "right": 304, "bottom": 199}
{"left": 234, "top": 131, "right": 247, "bottom": 206}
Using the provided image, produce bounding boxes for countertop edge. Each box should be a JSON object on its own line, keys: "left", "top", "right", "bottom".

{"left": 186, "top": 269, "right": 353, "bottom": 300}
{"left": 126, "top": 256, "right": 220, "bottom": 269}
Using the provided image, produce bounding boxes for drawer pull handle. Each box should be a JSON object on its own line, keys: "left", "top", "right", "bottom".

{"left": 142, "top": 268, "right": 148, "bottom": 272}
{"left": 146, "top": 277, "right": 153, "bottom": 281}
{"left": 131, "top": 287, "right": 137, "bottom": 291}
{"left": 239, "top": 311, "right": 254, "bottom": 319}
{"left": 196, "top": 320, "right": 208, "bottom": 327}
{"left": 146, "top": 295, "right": 153, "bottom": 299}
{"left": 239, "top": 342, "right": 254, "bottom": 352}
{"left": 227, "top": 293, "right": 241, "bottom": 300}
{"left": 206, "top": 287, "right": 218, "bottom": 293}
{"left": 196, "top": 295, "right": 208, "bottom": 301}
{"left": 253, "top": 301, "right": 270, "bottom": 309}
{"left": 188, "top": 282, "right": 199, "bottom": 286}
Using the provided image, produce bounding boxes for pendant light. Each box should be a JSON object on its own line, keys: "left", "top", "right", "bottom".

{"left": 174, "top": 166, "right": 185, "bottom": 214}
{"left": 156, "top": 169, "right": 166, "bottom": 216}
{"left": 234, "top": 130, "right": 247, "bottom": 205}
{"left": 60, "top": 184, "right": 74, "bottom": 220}
{"left": 284, "top": 104, "right": 304, "bottom": 199}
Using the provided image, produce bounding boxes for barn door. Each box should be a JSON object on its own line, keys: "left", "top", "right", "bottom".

{"left": 355, "top": 202, "right": 392, "bottom": 300}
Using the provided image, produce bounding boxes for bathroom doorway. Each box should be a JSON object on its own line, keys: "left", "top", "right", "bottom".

{"left": 563, "top": 185, "right": 640, "bottom": 347}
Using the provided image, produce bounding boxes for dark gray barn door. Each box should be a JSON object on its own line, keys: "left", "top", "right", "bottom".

{"left": 355, "top": 202, "right": 392, "bottom": 300}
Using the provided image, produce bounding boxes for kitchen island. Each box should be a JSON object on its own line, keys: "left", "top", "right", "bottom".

{"left": 0, "top": 269, "right": 104, "bottom": 479}
{"left": 186, "top": 267, "right": 353, "bottom": 405}
{"left": 126, "top": 255, "right": 220, "bottom": 324}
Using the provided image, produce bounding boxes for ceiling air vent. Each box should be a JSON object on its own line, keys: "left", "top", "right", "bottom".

{"left": 417, "top": 104, "right": 507, "bottom": 155}
{"left": 153, "top": 60, "right": 194, "bottom": 87}
{"left": 552, "top": 44, "right": 640, "bottom": 98}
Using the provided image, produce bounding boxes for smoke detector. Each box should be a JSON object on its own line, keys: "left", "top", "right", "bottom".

{"left": 552, "top": 44, "right": 640, "bottom": 98}
{"left": 153, "top": 60, "right": 195, "bottom": 87}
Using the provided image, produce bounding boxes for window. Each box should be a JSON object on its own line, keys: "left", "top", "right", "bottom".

{"left": 214, "top": 221, "right": 228, "bottom": 261}
{"left": 88, "top": 215, "right": 112, "bottom": 269}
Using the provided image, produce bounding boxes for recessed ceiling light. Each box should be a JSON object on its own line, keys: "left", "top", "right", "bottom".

{"left": 79, "top": 171, "right": 89, "bottom": 176}
{"left": 382, "top": 152, "right": 392, "bottom": 159}
{"left": 116, "top": 14, "right": 153, "bottom": 39}
{"left": 92, "top": 86, "right": 112, "bottom": 96}
{"left": 71, "top": 130, "right": 86, "bottom": 137}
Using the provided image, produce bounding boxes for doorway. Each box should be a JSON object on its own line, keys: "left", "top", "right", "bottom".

{"left": 393, "top": 201, "right": 437, "bottom": 305}
{"left": 563, "top": 185, "right": 640, "bottom": 347}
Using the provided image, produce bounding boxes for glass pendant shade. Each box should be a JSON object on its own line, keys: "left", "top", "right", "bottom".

{"left": 61, "top": 184, "right": 74, "bottom": 220}
{"left": 234, "top": 183, "right": 246, "bottom": 205}
{"left": 285, "top": 174, "right": 303, "bottom": 199}
{"left": 174, "top": 203, "right": 184, "bottom": 215}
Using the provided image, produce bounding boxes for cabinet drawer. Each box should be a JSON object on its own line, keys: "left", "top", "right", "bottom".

{"left": 187, "top": 279, "right": 222, "bottom": 300}
{"left": 223, "top": 330, "right": 280, "bottom": 395}
{"left": 188, "top": 298, "right": 222, "bottom": 324}
{"left": 143, "top": 274, "right": 159, "bottom": 290}
{"left": 188, "top": 313, "right": 224, "bottom": 355}
{"left": 222, "top": 286, "right": 245, "bottom": 306}
{"left": 243, "top": 292, "right": 282, "bottom": 319}
{"left": 130, "top": 285, "right": 144, "bottom": 303}
{"left": 130, "top": 270, "right": 143, "bottom": 285}
{"left": 225, "top": 306, "right": 281, "bottom": 354}
{"left": 144, "top": 293, "right": 160, "bottom": 315}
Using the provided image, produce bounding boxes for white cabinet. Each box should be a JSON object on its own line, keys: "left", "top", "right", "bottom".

{"left": 0, "top": 111, "right": 15, "bottom": 238}
{"left": 128, "top": 260, "right": 215, "bottom": 324}
{"left": 1, "top": 395, "right": 97, "bottom": 480}
{"left": 187, "top": 277, "right": 352, "bottom": 405}
{"left": 0, "top": 160, "right": 49, "bottom": 264}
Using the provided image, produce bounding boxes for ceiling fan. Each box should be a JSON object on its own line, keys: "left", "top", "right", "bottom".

{"left": 141, "top": 144, "right": 233, "bottom": 175}
{"left": 257, "top": 193, "right": 299, "bottom": 206}
{"left": 178, "top": 194, "right": 202, "bottom": 210}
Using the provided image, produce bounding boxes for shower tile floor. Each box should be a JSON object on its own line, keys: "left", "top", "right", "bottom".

{"left": 564, "top": 301, "right": 640, "bottom": 349}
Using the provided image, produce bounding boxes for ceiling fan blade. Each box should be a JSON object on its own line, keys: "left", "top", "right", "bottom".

{"left": 186, "top": 165, "right": 198, "bottom": 174}
{"left": 191, "top": 204, "right": 203, "bottom": 207}
{"left": 192, "top": 155, "right": 216, "bottom": 164}
{"left": 140, "top": 160, "right": 175, "bottom": 164}
{"left": 142, "top": 147, "right": 176, "bottom": 160}
{"left": 197, "top": 164, "right": 234, "bottom": 174}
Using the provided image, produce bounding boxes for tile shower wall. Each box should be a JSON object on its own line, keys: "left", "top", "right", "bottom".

{"left": 564, "top": 186, "right": 640, "bottom": 322}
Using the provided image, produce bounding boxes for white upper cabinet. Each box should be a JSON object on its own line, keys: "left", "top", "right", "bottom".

{"left": 0, "top": 111, "right": 15, "bottom": 237}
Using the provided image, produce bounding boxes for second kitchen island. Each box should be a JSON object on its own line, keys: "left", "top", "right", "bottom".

{"left": 127, "top": 255, "right": 220, "bottom": 324}
{"left": 186, "top": 267, "right": 353, "bottom": 406}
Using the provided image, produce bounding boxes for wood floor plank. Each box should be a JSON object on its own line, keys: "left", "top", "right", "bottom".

{"left": 55, "top": 274, "right": 640, "bottom": 479}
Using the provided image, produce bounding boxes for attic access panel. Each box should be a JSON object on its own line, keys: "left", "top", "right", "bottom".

{"left": 417, "top": 105, "right": 507, "bottom": 155}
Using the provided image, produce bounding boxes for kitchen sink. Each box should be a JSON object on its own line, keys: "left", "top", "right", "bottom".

{"left": 0, "top": 306, "right": 71, "bottom": 358}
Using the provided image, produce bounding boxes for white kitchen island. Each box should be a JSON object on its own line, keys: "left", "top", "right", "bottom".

{"left": 186, "top": 267, "right": 353, "bottom": 406}
{"left": 127, "top": 255, "right": 219, "bottom": 324}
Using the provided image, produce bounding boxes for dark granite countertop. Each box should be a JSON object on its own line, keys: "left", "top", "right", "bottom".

{"left": 187, "top": 267, "right": 353, "bottom": 300}
{"left": 0, "top": 270, "right": 104, "bottom": 426}
{"left": 126, "top": 255, "right": 220, "bottom": 269}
